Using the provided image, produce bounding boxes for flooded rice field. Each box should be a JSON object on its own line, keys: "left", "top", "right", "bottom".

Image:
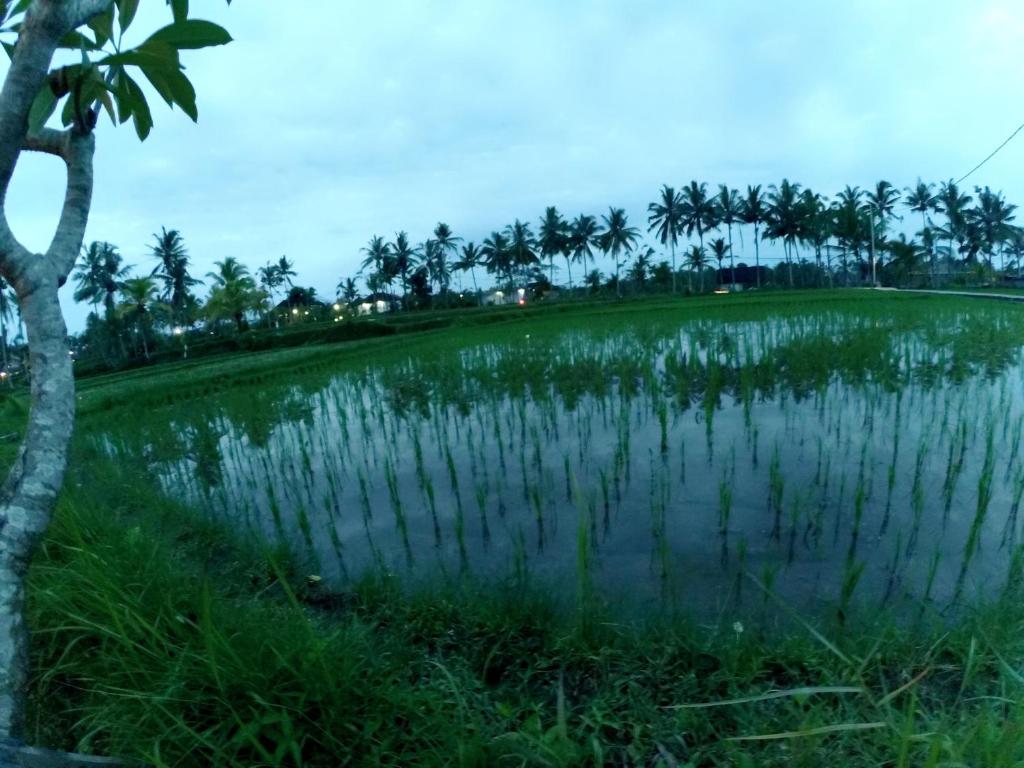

{"left": 96, "top": 299, "right": 1024, "bottom": 618}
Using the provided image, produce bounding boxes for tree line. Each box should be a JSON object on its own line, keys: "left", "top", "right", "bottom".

{"left": 63, "top": 177, "right": 1021, "bottom": 370}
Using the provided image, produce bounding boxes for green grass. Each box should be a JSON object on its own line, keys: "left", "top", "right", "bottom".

{"left": 14, "top": 290, "right": 1024, "bottom": 765}
{"left": 23, "top": 455, "right": 1024, "bottom": 766}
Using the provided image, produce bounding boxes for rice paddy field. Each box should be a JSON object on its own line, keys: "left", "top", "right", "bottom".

{"left": 94, "top": 291, "right": 1024, "bottom": 619}
{"left": 26, "top": 291, "right": 1024, "bottom": 765}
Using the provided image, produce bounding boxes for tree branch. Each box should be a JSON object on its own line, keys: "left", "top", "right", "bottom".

{"left": 22, "top": 127, "right": 67, "bottom": 159}
{"left": 44, "top": 130, "right": 94, "bottom": 281}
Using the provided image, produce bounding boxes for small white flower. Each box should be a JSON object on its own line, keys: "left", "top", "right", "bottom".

{"left": 732, "top": 621, "right": 744, "bottom": 634}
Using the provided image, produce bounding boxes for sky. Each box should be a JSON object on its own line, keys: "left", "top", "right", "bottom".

{"left": 7, "top": 0, "right": 1024, "bottom": 331}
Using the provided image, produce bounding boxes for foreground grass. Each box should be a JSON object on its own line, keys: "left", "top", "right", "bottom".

{"left": 19, "top": 452, "right": 1024, "bottom": 767}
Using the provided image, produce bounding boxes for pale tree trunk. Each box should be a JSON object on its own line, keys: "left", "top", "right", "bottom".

{"left": 0, "top": 0, "right": 116, "bottom": 754}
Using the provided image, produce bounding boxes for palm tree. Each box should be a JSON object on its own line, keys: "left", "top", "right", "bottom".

{"left": 337, "top": 277, "right": 360, "bottom": 304}
{"left": 971, "top": 186, "right": 1017, "bottom": 271}
{"left": 905, "top": 180, "right": 939, "bottom": 286}
{"left": 864, "top": 181, "right": 900, "bottom": 284}
{"left": 647, "top": 185, "right": 684, "bottom": 293}
{"left": 681, "top": 181, "right": 718, "bottom": 255}
{"left": 686, "top": 245, "right": 707, "bottom": 292}
{"left": 360, "top": 236, "right": 391, "bottom": 276}
{"left": 504, "top": 220, "right": 538, "bottom": 289}
{"left": 715, "top": 185, "right": 742, "bottom": 286}
{"left": 598, "top": 207, "right": 639, "bottom": 297}
{"left": 206, "top": 257, "right": 263, "bottom": 331}
{"left": 627, "top": 246, "right": 653, "bottom": 293}
{"left": 741, "top": 185, "right": 767, "bottom": 288}
{"left": 569, "top": 214, "right": 599, "bottom": 287}
{"left": 433, "top": 223, "right": 462, "bottom": 305}
{"left": 708, "top": 238, "right": 730, "bottom": 287}
{"left": 801, "top": 191, "right": 832, "bottom": 287}
{"left": 117, "top": 276, "right": 162, "bottom": 359}
{"left": 765, "top": 179, "right": 803, "bottom": 287}
{"left": 275, "top": 256, "right": 297, "bottom": 287}
{"left": 390, "top": 231, "right": 416, "bottom": 307}
{"left": 833, "top": 187, "right": 868, "bottom": 285}
{"left": 481, "top": 230, "right": 513, "bottom": 291}
{"left": 1005, "top": 226, "right": 1024, "bottom": 278}
{"left": 538, "top": 206, "right": 569, "bottom": 286}
{"left": 74, "top": 241, "right": 127, "bottom": 318}
{"left": 937, "top": 181, "right": 972, "bottom": 269}
{"left": 149, "top": 228, "right": 200, "bottom": 326}
{"left": 454, "top": 242, "right": 483, "bottom": 299}
{"left": 885, "top": 234, "right": 922, "bottom": 287}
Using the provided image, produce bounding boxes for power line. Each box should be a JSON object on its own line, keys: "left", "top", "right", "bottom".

{"left": 955, "top": 120, "right": 1024, "bottom": 185}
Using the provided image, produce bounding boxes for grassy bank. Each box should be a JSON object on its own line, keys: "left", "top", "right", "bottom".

{"left": 13, "top": 290, "right": 1024, "bottom": 766}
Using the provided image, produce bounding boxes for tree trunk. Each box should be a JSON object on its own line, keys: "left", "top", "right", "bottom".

{"left": 754, "top": 223, "right": 761, "bottom": 288}
{"left": 670, "top": 241, "right": 677, "bottom": 294}
{"left": 0, "top": 282, "right": 75, "bottom": 737}
{"left": 727, "top": 224, "right": 735, "bottom": 287}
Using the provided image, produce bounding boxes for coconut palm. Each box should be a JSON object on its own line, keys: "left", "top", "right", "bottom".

{"left": 149, "top": 228, "right": 201, "bottom": 326}
{"left": 569, "top": 214, "right": 599, "bottom": 286}
{"left": 686, "top": 245, "right": 707, "bottom": 292}
{"left": 833, "top": 186, "right": 868, "bottom": 285}
{"left": 937, "top": 181, "right": 973, "bottom": 268}
{"left": 708, "top": 238, "right": 730, "bottom": 287}
{"left": 801, "top": 191, "right": 833, "bottom": 286}
{"left": 885, "top": 234, "right": 922, "bottom": 287}
{"left": 482, "top": 230, "right": 513, "bottom": 289}
{"left": 715, "top": 185, "right": 742, "bottom": 286}
{"left": 337, "top": 277, "right": 360, "bottom": 304}
{"left": 1005, "top": 227, "right": 1024, "bottom": 277}
{"left": 117, "top": 276, "right": 163, "bottom": 359}
{"left": 433, "top": 223, "right": 462, "bottom": 300}
{"left": 741, "top": 185, "right": 767, "bottom": 288}
{"left": 504, "top": 220, "right": 538, "bottom": 288}
{"left": 206, "top": 257, "right": 264, "bottom": 331}
{"left": 681, "top": 181, "right": 718, "bottom": 254}
{"left": 454, "top": 242, "right": 483, "bottom": 299}
{"left": 627, "top": 246, "right": 654, "bottom": 293}
{"left": 864, "top": 181, "right": 900, "bottom": 283}
{"left": 73, "top": 241, "right": 128, "bottom": 318}
{"left": 765, "top": 179, "right": 803, "bottom": 287}
{"left": 598, "top": 207, "right": 639, "bottom": 297}
{"left": 276, "top": 256, "right": 297, "bottom": 287}
{"left": 538, "top": 207, "right": 569, "bottom": 287}
{"left": 905, "top": 180, "right": 939, "bottom": 285}
{"left": 647, "top": 185, "right": 685, "bottom": 293}
{"left": 971, "top": 186, "right": 1017, "bottom": 270}
{"left": 390, "top": 231, "right": 417, "bottom": 306}
{"left": 360, "top": 236, "right": 391, "bottom": 276}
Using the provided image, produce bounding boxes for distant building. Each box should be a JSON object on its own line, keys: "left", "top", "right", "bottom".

{"left": 351, "top": 292, "right": 401, "bottom": 315}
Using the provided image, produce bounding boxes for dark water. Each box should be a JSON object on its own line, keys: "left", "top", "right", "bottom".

{"left": 101, "top": 302, "right": 1024, "bottom": 617}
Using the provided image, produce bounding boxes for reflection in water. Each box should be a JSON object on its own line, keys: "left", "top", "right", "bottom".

{"left": 99, "top": 303, "right": 1024, "bottom": 618}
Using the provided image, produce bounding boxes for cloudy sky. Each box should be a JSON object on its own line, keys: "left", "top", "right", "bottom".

{"left": 8, "top": 0, "right": 1024, "bottom": 331}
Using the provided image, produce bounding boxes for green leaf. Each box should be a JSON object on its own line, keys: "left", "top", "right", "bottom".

{"left": 147, "top": 19, "right": 231, "bottom": 50}
{"left": 122, "top": 71, "right": 152, "bottom": 140}
{"left": 58, "top": 30, "right": 100, "bottom": 51}
{"left": 27, "top": 84, "right": 56, "bottom": 133}
{"left": 170, "top": 0, "right": 188, "bottom": 23}
{"left": 86, "top": 6, "right": 114, "bottom": 47}
{"left": 138, "top": 62, "right": 197, "bottom": 120}
{"left": 99, "top": 40, "right": 180, "bottom": 70}
{"left": 117, "top": 0, "right": 140, "bottom": 33}
{"left": 111, "top": 69, "right": 134, "bottom": 124}
{"left": 80, "top": 70, "right": 116, "bottom": 124}
{"left": 1, "top": 41, "right": 14, "bottom": 61}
